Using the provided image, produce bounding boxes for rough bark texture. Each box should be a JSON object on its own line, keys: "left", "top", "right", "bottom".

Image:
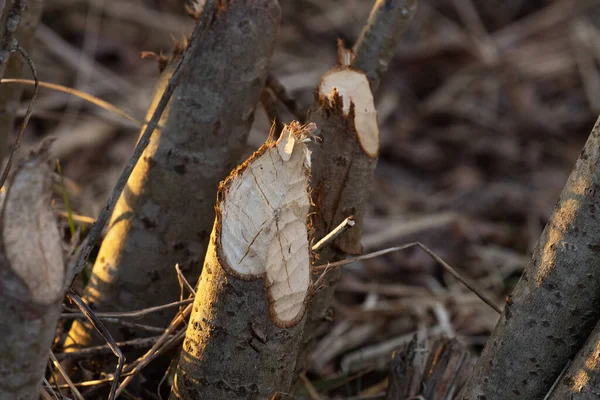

{"left": 547, "top": 320, "right": 600, "bottom": 399}
{"left": 0, "top": 0, "right": 43, "bottom": 161}
{"left": 0, "top": 157, "right": 66, "bottom": 400}
{"left": 298, "top": 73, "right": 378, "bottom": 371}
{"left": 459, "top": 115, "right": 600, "bottom": 399}
{"left": 68, "top": 0, "right": 281, "bottom": 346}
{"left": 352, "top": 0, "right": 418, "bottom": 92}
{"left": 170, "top": 125, "right": 311, "bottom": 400}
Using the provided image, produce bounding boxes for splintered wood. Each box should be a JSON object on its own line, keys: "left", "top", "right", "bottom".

{"left": 219, "top": 121, "right": 313, "bottom": 327}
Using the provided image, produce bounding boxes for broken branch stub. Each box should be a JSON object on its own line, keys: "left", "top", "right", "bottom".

{"left": 0, "top": 157, "right": 66, "bottom": 400}
{"left": 170, "top": 122, "right": 312, "bottom": 400}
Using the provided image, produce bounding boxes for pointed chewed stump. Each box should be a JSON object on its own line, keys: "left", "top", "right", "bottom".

{"left": 170, "top": 122, "right": 314, "bottom": 400}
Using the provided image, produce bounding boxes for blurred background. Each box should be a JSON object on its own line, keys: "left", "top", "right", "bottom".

{"left": 28, "top": 0, "right": 600, "bottom": 396}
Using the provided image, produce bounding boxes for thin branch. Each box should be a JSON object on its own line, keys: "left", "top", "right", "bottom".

{"left": 312, "top": 216, "right": 355, "bottom": 252}
{"left": 66, "top": 290, "right": 123, "bottom": 400}
{"left": 115, "top": 304, "right": 192, "bottom": 396}
{"left": 55, "top": 336, "right": 163, "bottom": 361}
{"left": 313, "top": 242, "right": 501, "bottom": 314}
{"left": 175, "top": 263, "right": 196, "bottom": 296}
{"left": 61, "top": 298, "right": 193, "bottom": 319}
{"left": 48, "top": 351, "right": 85, "bottom": 400}
{"left": 0, "top": 45, "right": 37, "bottom": 189}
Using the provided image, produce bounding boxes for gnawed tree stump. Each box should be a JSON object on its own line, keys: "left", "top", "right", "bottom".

{"left": 170, "top": 122, "right": 314, "bottom": 400}
{"left": 0, "top": 157, "right": 66, "bottom": 400}
{"left": 299, "top": 44, "right": 380, "bottom": 370}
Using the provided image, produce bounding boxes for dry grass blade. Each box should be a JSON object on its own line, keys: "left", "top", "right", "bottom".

{"left": 48, "top": 351, "right": 85, "bottom": 400}
{"left": 0, "top": 78, "right": 143, "bottom": 125}
{"left": 66, "top": 290, "right": 123, "bottom": 400}
{"left": 313, "top": 242, "right": 501, "bottom": 314}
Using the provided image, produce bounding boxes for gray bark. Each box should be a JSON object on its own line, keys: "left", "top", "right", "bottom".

{"left": 170, "top": 124, "right": 309, "bottom": 400}
{"left": 353, "top": 0, "right": 418, "bottom": 92}
{"left": 170, "top": 230, "right": 303, "bottom": 399}
{"left": 68, "top": 0, "right": 281, "bottom": 346}
{"left": 0, "top": 0, "right": 43, "bottom": 161}
{"left": 547, "top": 320, "right": 600, "bottom": 399}
{"left": 297, "top": 69, "right": 379, "bottom": 372}
{"left": 458, "top": 115, "right": 600, "bottom": 399}
{"left": 0, "top": 157, "right": 66, "bottom": 400}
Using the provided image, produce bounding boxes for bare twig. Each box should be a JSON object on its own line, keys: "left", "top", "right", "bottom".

{"left": 48, "top": 351, "right": 85, "bottom": 400}
{"left": 56, "top": 336, "right": 162, "bottom": 361}
{"left": 66, "top": 290, "right": 123, "bottom": 400}
{"left": 175, "top": 264, "right": 196, "bottom": 296}
{"left": 61, "top": 298, "right": 193, "bottom": 319}
{"left": 116, "top": 304, "right": 192, "bottom": 396}
{"left": 313, "top": 242, "right": 501, "bottom": 315}
{"left": 312, "top": 216, "right": 355, "bottom": 252}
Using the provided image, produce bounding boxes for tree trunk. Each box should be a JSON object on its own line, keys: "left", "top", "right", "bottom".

{"left": 0, "top": 156, "right": 66, "bottom": 400}
{"left": 170, "top": 122, "right": 313, "bottom": 400}
{"left": 68, "top": 0, "right": 281, "bottom": 346}
{"left": 458, "top": 115, "right": 600, "bottom": 399}
{"left": 547, "top": 320, "right": 600, "bottom": 399}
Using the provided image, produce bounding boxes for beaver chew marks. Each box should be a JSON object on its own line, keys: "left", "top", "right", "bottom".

{"left": 219, "top": 122, "right": 312, "bottom": 328}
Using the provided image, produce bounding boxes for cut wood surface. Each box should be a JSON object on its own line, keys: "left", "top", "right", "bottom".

{"left": 0, "top": 157, "right": 66, "bottom": 400}
{"left": 458, "top": 115, "right": 600, "bottom": 399}
{"left": 170, "top": 122, "right": 312, "bottom": 399}
{"left": 68, "top": 0, "right": 281, "bottom": 346}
